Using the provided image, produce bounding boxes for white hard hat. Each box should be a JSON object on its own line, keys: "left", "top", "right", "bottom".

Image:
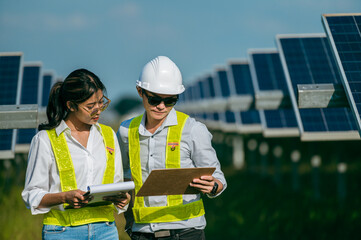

{"left": 137, "top": 56, "right": 185, "bottom": 95}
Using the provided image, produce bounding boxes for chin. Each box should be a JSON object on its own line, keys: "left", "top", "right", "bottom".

{"left": 151, "top": 112, "right": 166, "bottom": 120}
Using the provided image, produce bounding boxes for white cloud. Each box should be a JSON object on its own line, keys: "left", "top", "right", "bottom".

{"left": 109, "top": 2, "right": 141, "bottom": 19}
{"left": 0, "top": 12, "right": 94, "bottom": 32}
{"left": 108, "top": 2, "right": 179, "bottom": 41}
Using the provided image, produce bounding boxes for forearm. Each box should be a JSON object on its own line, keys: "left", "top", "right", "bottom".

{"left": 38, "top": 192, "right": 66, "bottom": 208}
{"left": 38, "top": 189, "right": 87, "bottom": 209}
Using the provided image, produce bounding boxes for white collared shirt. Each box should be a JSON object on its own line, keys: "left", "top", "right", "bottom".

{"left": 117, "top": 108, "right": 227, "bottom": 232}
{"left": 22, "top": 120, "right": 124, "bottom": 215}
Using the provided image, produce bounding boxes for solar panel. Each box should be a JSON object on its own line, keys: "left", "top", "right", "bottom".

{"left": 41, "top": 71, "right": 54, "bottom": 107}
{"left": 248, "top": 49, "right": 299, "bottom": 137}
{"left": 16, "top": 62, "right": 42, "bottom": 152}
{"left": 0, "top": 52, "right": 23, "bottom": 159}
{"left": 226, "top": 60, "right": 262, "bottom": 133}
{"left": 322, "top": 13, "right": 361, "bottom": 135}
{"left": 212, "top": 67, "right": 238, "bottom": 132}
{"left": 276, "top": 34, "right": 359, "bottom": 141}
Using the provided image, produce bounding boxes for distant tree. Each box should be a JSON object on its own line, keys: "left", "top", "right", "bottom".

{"left": 112, "top": 96, "right": 142, "bottom": 115}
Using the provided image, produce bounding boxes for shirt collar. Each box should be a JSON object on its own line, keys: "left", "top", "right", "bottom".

{"left": 139, "top": 108, "right": 178, "bottom": 135}
{"left": 55, "top": 120, "right": 101, "bottom": 136}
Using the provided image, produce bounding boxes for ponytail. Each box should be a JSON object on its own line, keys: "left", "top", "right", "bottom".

{"left": 38, "top": 82, "right": 67, "bottom": 130}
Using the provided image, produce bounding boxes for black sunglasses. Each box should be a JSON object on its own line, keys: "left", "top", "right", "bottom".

{"left": 142, "top": 89, "right": 178, "bottom": 107}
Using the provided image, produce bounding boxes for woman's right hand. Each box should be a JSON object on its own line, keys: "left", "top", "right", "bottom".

{"left": 63, "top": 189, "right": 89, "bottom": 208}
{"left": 39, "top": 189, "right": 90, "bottom": 209}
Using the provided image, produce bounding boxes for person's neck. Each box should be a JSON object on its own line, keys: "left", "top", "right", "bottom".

{"left": 65, "top": 115, "right": 91, "bottom": 133}
{"left": 145, "top": 114, "right": 166, "bottom": 134}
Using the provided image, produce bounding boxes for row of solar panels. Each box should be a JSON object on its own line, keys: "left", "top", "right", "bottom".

{"left": 0, "top": 52, "right": 59, "bottom": 159}
{"left": 177, "top": 14, "right": 361, "bottom": 141}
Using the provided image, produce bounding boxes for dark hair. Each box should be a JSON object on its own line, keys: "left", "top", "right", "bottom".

{"left": 38, "top": 68, "right": 106, "bottom": 130}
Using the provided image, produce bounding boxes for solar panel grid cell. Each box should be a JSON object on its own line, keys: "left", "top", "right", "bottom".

{"left": 249, "top": 51, "right": 298, "bottom": 134}
{"left": 277, "top": 34, "right": 358, "bottom": 140}
{"left": 227, "top": 61, "right": 261, "bottom": 128}
{"left": 20, "top": 66, "right": 41, "bottom": 104}
{"left": 0, "top": 53, "right": 22, "bottom": 156}
{"left": 323, "top": 14, "right": 361, "bottom": 135}
{"left": 230, "top": 63, "right": 255, "bottom": 95}
{"left": 217, "top": 70, "right": 231, "bottom": 98}
{"left": 17, "top": 64, "right": 42, "bottom": 146}
{"left": 41, "top": 74, "right": 53, "bottom": 107}
{"left": 0, "top": 56, "right": 21, "bottom": 105}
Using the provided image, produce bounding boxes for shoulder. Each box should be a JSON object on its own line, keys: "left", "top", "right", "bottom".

{"left": 29, "top": 129, "right": 51, "bottom": 150}
{"left": 117, "top": 116, "right": 138, "bottom": 139}
{"left": 35, "top": 129, "right": 51, "bottom": 142}
{"left": 183, "top": 115, "right": 211, "bottom": 136}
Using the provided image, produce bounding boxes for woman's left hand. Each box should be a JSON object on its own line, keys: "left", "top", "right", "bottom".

{"left": 103, "top": 192, "right": 131, "bottom": 209}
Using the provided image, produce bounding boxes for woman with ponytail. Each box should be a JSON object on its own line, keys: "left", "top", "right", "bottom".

{"left": 22, "top": 69, "right": 130, "bottom": 240}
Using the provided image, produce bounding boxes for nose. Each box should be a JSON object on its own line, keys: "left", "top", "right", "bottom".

{"left": 156, "top": 101, "right": 166, "bottom": 109}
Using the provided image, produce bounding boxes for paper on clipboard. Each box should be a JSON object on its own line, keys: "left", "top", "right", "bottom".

{"left": 84, "top": 181, "right": 135, "bottom": 206}
{"left": 136, "top": 167, "right": 216, "bottom": 196}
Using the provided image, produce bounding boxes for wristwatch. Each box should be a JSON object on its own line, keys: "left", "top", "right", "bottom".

{"left": 210, "top": 181, "right": 219, "bottom": 195}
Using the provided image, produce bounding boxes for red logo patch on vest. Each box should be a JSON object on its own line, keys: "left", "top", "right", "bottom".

{"left": 168, "top": 142, "right": 179, "bottom": 151}
{"left": 106, "top": 146, "right": 114, "bottom": 155}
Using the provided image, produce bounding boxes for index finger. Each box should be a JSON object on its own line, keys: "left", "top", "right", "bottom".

{"left": 199, "top": 175, "right": 213, "bottom": 181}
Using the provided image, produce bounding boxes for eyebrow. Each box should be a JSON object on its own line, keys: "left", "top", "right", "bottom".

{"left": 86, "top": 95, "right": 105, "bottom": 105}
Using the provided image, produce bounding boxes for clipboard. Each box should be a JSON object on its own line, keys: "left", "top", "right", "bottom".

{"left": 136, "top": 167, "right": 216, "bottom": 196}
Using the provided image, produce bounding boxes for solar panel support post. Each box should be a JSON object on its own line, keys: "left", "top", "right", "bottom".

{"left": 259, "top": 142, "right": 269, "bottom": 177}
{"left": 297, "top": 84, "right": 348, "bottom": 109}
{"left": 247, "top": 139, "right": 258, "bottom": 174}
{"left": 311, "top": 155, "right": 321, "bottom": 200}
{"left": 232, "top": 135, "right": 245, "bottom": 170}
{"left": 337, "top": 162, "right": 347, "bottom": 205}
{"left": 291, "top": 150, "right": 301, "bottom": 192}
{"left": 273, "top": 146, "right": 283, "bottom": 185}
{"left": 0, "top": 104, "right": 39, "bottom": 129}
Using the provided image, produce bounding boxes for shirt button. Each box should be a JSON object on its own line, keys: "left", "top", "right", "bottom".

{"left": 151, "top": 136, "right": 154, "bottom": 138}
{"left": 150, "top": 154, "right": 153, "bottom": 157}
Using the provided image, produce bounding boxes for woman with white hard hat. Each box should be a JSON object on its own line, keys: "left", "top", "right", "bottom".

{"left": 118, "top": 56, "right": 227, "bottom": 240}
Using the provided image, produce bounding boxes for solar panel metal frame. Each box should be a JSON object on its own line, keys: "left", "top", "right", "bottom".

{"left": 16, "top": 61, "right": 43, "bottom": 153}
{"left": 322, "top": 13, "right": 361, "bottom": 135}
{"left": 248, "top": 48, "right": 299, "bottom": 138}
{"left": 276, "top": 33, "right": 359, "bottom": 141}
{"left": 226, "top": 59, "right": 262, "bottom": 134}
{"left": 0, "top": 52, "right": 23, "bottom": 159}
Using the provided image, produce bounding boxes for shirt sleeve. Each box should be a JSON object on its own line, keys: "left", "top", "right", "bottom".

{"left": 189, "top": 121, "right": 227, "bottom": 197}
{"left": 21, "top": 132, "right": 53, "bottom": 215}
{"left": 112, "top": 129, "right": 129, "bottom": 214}
{"left": 117, "top": 120, "right": 131, "bottom": 180}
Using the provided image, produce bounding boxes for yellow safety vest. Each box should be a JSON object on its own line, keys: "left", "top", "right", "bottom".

{"left": 129, "top": 111, "right": 205, "bottom": 223}
{"left": 43, "top": 124, "right": 116, "bottom": 226}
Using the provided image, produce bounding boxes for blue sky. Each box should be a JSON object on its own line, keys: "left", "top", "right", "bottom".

{"left": 0, "top": 0, "right": 359, "bottom": 102}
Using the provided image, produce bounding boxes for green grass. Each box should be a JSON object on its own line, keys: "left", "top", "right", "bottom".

{"left": 0, "top": 186, "right": 43, "bottom": 240}
{"left": 203, "top": 168, "right": 361, "bottom": 240}
{"left": 0, "top": 186, "right": 130, "bottom": 240}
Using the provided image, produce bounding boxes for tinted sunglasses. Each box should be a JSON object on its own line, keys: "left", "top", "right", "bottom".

{"left": 142, "top": 89, "right": 178, "bottom": 107}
